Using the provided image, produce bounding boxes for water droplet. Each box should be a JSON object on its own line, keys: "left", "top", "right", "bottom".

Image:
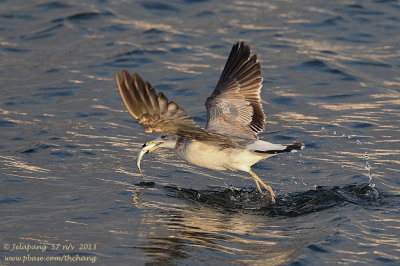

{"left": 363, "top": 153, "right": 372, "bottom": 183}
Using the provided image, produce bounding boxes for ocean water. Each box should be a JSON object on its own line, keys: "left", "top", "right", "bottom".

{"left": 1, "top": 0, "right": 399, "bottom": 265}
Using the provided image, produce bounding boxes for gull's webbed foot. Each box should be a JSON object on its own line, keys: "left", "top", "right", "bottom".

{"left": 249, "top": 170, "right": 276, "bottom": 204}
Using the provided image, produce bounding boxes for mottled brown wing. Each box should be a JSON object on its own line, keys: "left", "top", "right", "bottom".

{"left": 115, "top": 70, "right": 235, "bottom": 145}
{"left": 205, "top": 42, "right": 265, "bottom": 139}
{"left": 115, "top": 70, "right": 202, "bottom": 137}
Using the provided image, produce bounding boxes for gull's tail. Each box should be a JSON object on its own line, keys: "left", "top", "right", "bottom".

{"left": 246, "top": 140, "right": 304, "bottom": 154}
{"left": 258, "top": 142, "right": 304, "bottom": 154}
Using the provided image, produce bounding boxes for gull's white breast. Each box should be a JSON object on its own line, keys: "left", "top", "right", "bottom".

{"left": 176, "top": 140, "right": 266, "bottom": 172}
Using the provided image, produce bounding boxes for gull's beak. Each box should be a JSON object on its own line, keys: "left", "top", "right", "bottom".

{"left": 136, "top": 141, "right": 162, "bottom": 173}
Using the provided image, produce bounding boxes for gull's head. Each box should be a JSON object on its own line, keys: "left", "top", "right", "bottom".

{"left": 137, "top": 134, "right": 178, "bottom": 173}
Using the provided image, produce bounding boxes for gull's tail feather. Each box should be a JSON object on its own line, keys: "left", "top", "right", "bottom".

{"left": 246, "top": 140, "right": 304, "bottom": 154}
{"left": 256, "top": 143, "right": 304, "bottom": 154}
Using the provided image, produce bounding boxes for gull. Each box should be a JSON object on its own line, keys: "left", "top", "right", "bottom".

{"left": 115, "top": 42, "right": 303, "bottom": 203}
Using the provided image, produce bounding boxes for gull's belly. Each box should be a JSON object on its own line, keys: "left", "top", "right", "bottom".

{"left": 176, "top": 141, "right": 263, "bottom": 172}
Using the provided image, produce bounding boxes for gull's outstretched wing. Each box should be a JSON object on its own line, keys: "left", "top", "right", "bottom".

{"left": 115, "top": 70, "right": 231, "bottom": 143}
{"left": 205, "top": 42, "right": 265, "bottom": 139}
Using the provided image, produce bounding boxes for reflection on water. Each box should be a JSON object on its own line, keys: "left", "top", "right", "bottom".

{"left": 137, "top": 207, "right": 301, "bottom": 265}
{"left": 132, "top": 182, "right": 385, "bottom": 265}
{"left": 1, "top": 0, "right": 399, "bottom": 265}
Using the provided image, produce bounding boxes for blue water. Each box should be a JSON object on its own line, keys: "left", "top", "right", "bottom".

{"left": 1, "top": 0, "right": 399, "bottom": 265}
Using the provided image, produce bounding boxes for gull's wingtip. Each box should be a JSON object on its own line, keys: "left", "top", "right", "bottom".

{"left": 235, "top": 40, "right": 247, "bottom": 46}
{"left": 115, "top": 70, "right": 131, "bottom": 86}
{"left": 114, "top": 71, "right": 122, "bottom": 83}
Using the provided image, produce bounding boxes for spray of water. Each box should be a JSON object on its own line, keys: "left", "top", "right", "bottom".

{"left": 363, "top": 153, "right": 374, "bottom": 187}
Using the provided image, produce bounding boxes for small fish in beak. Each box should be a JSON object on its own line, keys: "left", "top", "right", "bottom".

{"left": 136, "top": 141, "right": 162, "bottom": 173}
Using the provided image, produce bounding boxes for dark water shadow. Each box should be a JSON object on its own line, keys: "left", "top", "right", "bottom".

{"left": 135, "top": 182, "right": 398, "bottom": 216}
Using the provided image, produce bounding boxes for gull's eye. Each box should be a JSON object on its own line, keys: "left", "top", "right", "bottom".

{"left": 161, "top": 134, "right": 167, "bottom": 140}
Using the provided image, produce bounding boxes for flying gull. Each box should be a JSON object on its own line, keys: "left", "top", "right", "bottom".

{"left": 115, "top": 42, "right": 303, "bottom": 203}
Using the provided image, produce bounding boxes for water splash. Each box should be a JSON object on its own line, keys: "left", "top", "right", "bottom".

{"left": 158, "top": 183, "right": 381, "bottom": 214}
{"left": 363, "top": 153, "right": 373, "bottom": 186}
